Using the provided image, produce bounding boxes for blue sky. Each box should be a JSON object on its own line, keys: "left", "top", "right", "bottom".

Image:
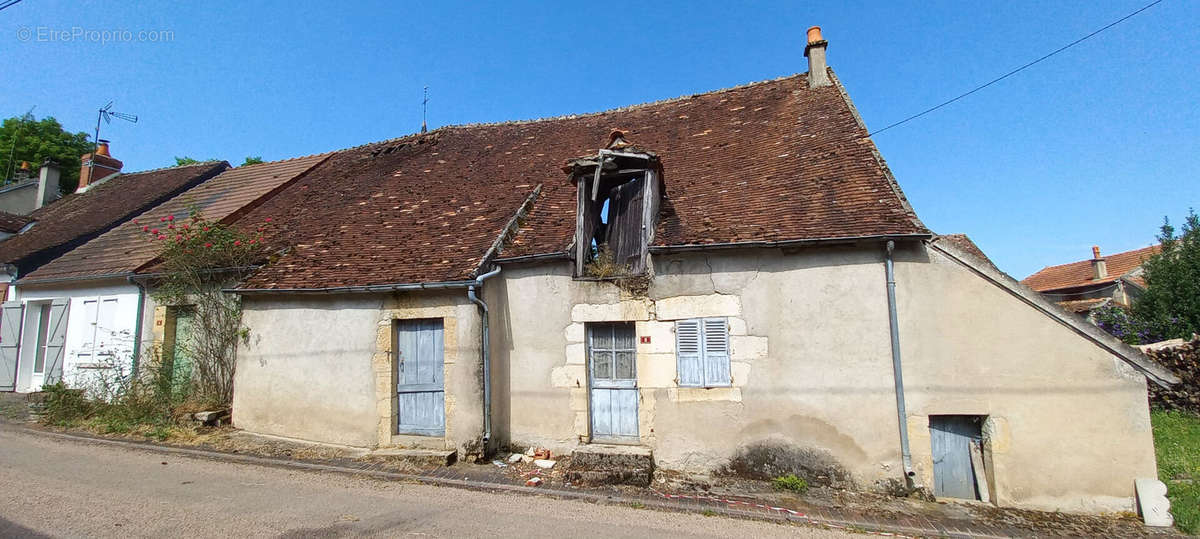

{"left": 2, "top": 1, "right": 1197, "bottom": 278}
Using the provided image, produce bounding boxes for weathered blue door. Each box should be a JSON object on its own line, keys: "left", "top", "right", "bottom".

{"left": 396, "top": 319, "right": 445, "bottom": 436}
{"left": 588, "top": 323, "right": 638, "bottom": 442}
{"left": 930, "top": 415, "right": 983, "bottom": 500}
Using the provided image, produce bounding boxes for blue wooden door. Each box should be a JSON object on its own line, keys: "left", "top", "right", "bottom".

{"left": 930, "top": 416, "right": 982, "bottom": 500}
{"left": 588, "top": 323, "right": 638, "bottom": 442}
{"left": 396, "top": 319, "right": 445, "bottom": 435}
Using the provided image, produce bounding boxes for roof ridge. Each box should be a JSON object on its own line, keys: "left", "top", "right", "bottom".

{"left": 313, "top": 73, "right": 807, "bottom": 156}
{"left": 1029, "top": 243, "right": 1161, "bottom": 276}
{"left": 120, "top": 160, "right": 229, "bottom": 177}
{"left": 234, "top": 152, "right": 335, "bottom": 169}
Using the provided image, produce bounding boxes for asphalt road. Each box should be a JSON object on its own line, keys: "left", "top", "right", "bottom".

{"left": 0, "top": 426, "right": 852, "bottom": 538}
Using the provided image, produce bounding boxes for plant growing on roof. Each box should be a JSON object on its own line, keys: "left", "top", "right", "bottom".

{"left": 137, "top": 208, "right": 273, "bottom": 407}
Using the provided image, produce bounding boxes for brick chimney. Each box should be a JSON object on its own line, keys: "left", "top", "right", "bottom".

{"left": 35, "top": 160, "right": 61, "bottom": 209}
{"left": 805, "top": 26, "right": 831, "bottom": 89}
{"left": 1091, "top": 246, "right": 1108, "bottom": 280}
{"left": 78, "top": 139, "right": 123, "bottom": 192}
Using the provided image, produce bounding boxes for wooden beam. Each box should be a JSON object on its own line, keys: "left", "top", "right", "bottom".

{"left": 969, "top": 440, "right": 991, "bottom": 503}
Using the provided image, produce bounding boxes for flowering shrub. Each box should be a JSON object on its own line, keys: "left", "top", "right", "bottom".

{"left": 135, "top": 210, "right": 274, "bottom": 407}
{"left": 1092, "top": 304, "right": 1178, "bottom": 345}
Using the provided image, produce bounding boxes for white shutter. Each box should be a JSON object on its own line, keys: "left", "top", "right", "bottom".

{"left": 701, "top": 318, "right": 731, "bottom": 386}
{"left": 0, "top": 301, "right": 25, "bottom": 391}
{"left": 43, "top": 299, "right": 69, "bottom": 384}
{"left": 675, "top": 319, "right": 703, "bottom": 386}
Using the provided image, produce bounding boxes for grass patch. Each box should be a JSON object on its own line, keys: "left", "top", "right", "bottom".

{"left": 771, "top": 474, "right": 809, "bottom": 493}
{"left": 1152, "top": 409, "right": 1200, "bottom": 534}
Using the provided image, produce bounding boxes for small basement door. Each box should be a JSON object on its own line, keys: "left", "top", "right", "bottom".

{"left": 929, "top": 415, "right": 986, "bottom": 500}
{"left": 395, "top": 319, "right": 445, "bottom": 436}
{"left": 588, "top": 323, "right": 638, "bottom": 443}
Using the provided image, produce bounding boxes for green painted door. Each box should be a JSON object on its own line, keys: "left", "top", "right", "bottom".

{"left": 171, "top": 307, "right": 196, "bottom": 394}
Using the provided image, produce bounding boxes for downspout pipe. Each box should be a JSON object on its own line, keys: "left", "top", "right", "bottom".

{"left": 127, "top": 275, "right": 148, "bottom": 376}
{"left": 467, "top": 266, "right": 501, "bottom": 450}
{"left": 885, "top": 240, "right": 917, "bottom": 488}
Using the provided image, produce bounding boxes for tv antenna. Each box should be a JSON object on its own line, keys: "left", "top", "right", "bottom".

{"left": 94, "top": 101, "right": 138, "bottom": 149}
{"left": 421, "top": 86, "right": 429, "bottom": 133}
{"left": 88, "top": 102, "right": 137, "bottom": 185}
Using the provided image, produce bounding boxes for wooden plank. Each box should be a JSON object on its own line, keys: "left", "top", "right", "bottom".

{"left": 969, "top": 440, "right": 991, "bottom": 503}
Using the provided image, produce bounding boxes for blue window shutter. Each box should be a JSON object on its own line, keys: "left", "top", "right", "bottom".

{"left": 701, "top": 318, "right": 731, "bottom": 386}
{"left": 676, "top": 319, "right": 702, "bottom": 386}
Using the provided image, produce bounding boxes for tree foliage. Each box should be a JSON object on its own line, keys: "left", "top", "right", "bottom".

{"left": 1134, "top": 209, "right": 1200, "bottom": 340}
{"left": 0, "top": 113, "right": 93, "bottom": 194}
{"left": 240, "top": 156, "right": 264, "bottom": 166}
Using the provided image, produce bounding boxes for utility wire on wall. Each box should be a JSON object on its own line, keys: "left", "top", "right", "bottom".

{"left": 868, "top": 0, "right": 1164, "bottom": 137}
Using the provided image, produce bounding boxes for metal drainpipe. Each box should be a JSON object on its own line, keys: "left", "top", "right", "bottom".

{"left": 128, "top": 276, "right": 147, "bottom": 376}
{"left": 466, "top": 266, "right": 501, "bottom": 449}
{"left": 885, "top": 240, "right": 917, "bottom": 488}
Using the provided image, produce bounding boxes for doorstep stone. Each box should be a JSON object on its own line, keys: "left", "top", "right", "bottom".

{"left": 370, "top": 448, "right": 457, "bottom": 467}
{"left": 566, "top": 444, "right": 654, "bottom": 487}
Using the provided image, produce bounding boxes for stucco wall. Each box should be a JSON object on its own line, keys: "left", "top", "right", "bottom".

{"left": 490, "top": 243, "right": 1156, "bottom": 514}
{"left": 234, "top": 292, "right": 482, "bottom": 453}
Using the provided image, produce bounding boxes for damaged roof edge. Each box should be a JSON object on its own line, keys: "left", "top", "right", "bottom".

{"left": 648, "top": 233, "right": 932, "bottom": 253}
{"left": 473, "top": 184, "right": 542, "bottom": 277}
{"left": 929, "top": 237, "right": 1180, "bottom": 388}
{"left": 225, "top": 280, "right": 477, "bottom": 295}
{"left": 828, "top": 69, "right": 927, "bottom": 233}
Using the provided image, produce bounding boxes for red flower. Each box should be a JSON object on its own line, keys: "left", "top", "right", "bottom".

{"left": 248, "top": 239, "right": 256, "bottom": 244}
{"left": 142, "top": 226, "right": 149, "bottom": 232}
{"left": 151, "top": 228, "right": 159, "bottom": 234}
{"left": 234, "top": 240, "right": 242, "bottom": 246}
{"left": 204, "top": 243, "right": 213, "bottom": 248}
{"left": 160, "top": 217, "right": 167, "bottom": 222}
{"left": 133, "top": 220, "right": 139, "bottom": 225}
{"left": 176, "top": 235, "right": 183, "bottom": 241}
{"left": 168, "top": 224, "right": 175, "bottom": 230}
{"left": 203, "top": 227, "right": 210, "bottom": 232}
{"left": 157, "top": 235, "right": 166, "bottom": 240}
{"left": 264, "top": 218, "right": 272, "bottom": 223}
{"left": 182, "top": 224, "right": 189, "bottom": 230}
{"left": 167, "top": 215, "right": 175, "bottom": 221}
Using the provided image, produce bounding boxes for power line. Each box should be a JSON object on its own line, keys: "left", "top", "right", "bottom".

{"left": 868, "top": 0, "right": 1164, "bottom": 137}
{"left": 0, "top": 0, "right": 24, "bottom": 13}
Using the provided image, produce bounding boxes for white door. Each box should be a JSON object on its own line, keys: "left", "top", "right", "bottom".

{"left": 28, "top": 300, "right": 68, "bottom": 390}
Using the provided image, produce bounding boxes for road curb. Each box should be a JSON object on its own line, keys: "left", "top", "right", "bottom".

{"left": 6, "top": 423, "right": 991, "bottom": 538}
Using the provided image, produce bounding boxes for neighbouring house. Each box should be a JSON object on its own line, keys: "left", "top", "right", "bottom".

{"left": 0, "top": 146, "right": 230, "bottom": 392}
{"left": 0, "top": 160, "right": 63, "bottom": 216}
{"left": 223, "top": 28, "right": 1177, "bottom": 515}
{"left": 1022, "top": 244, "right": 1161, "bottom": 317}
{"left": 2, "top": 154, "right": 328, "bottom": 394}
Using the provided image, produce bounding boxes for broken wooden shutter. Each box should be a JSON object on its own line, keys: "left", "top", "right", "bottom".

{"left": 43, "top": 299, "right": 69, "bottom": 385}
{"left": 701, "top": 318, "right": 731, "bottom": 386}
{"left": 0, "top": 301, "right": 24, "bottom": 391}
{"left": 606, "top": 176, "right": 647, "bottom": 274}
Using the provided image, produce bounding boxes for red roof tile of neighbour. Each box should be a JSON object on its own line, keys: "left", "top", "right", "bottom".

{"left": 236, "top": 71, "right": 928, "bottom": 290}
{"left": 0, "top": 211, "right": 33, "bottom": 234}
{"left": 1022, "top": 244, "right": 1160, "bottom": 292}
{"left": 0, "top": 162, "right": 229, "bottom": 275}
{"left": 20, "top": 155, "right": 329, "bottom": 283}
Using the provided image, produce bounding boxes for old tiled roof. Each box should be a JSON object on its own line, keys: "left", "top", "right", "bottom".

{"left": 1022, "top": 244, "right": 1161, "bottom": 292}
{"left": 0, "top": 162, "right": 229, "bottom": 274}
{"left": 0, "top": 211, "right": 33, "bottom": 234}
{"left": 1057, "top": 297, "right": 1111, "bottom": 314}
{"left": 238, "top": 71, "right": 928, "bottom": 290}
{"left": 20, "top": 155, "right": 329, "bottom": 283}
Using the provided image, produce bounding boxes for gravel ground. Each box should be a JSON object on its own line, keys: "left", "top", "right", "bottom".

{"left": 0, "top": 426, "right": 855, "bottom": 538}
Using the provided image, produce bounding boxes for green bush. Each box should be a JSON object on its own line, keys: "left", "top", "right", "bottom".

{"left": 771, "top": 474, "right": 809, "bottom": 493}
{"left": 1152, "top": 409, "right": 1200, "bottom": 533}
{"left": 39, "top": 382, "right": 95, "bottom": 426}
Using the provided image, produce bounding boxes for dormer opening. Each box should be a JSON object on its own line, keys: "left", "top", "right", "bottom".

{"left": 564, "top": 131, "right": 662, "bottom": 278}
